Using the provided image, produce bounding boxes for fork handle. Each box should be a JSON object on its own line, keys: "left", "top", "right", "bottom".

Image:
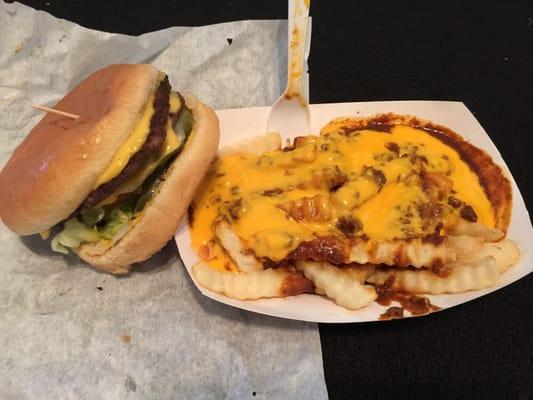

{"left": 286, "top": 0, "right": 310, "bottom": 100}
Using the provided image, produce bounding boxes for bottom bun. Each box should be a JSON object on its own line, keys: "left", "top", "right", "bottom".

{"left": 75, "top": 102, "right": 220, "bottom": 274}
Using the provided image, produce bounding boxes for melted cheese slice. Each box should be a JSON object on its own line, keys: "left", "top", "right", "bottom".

{"left": 94, "top": 95, "right": 155, "bottom": 188}
{"left": 95, "top": 93, "right": 183, "bottom": 206}
{"left": 93, "top": 92, "right": 183, "bottom": 189}
{"left": 191, "top": 125, "right": 495, "bottom": 270}
{"left": 98, "top": 121, "right": 182, "bottom": 206}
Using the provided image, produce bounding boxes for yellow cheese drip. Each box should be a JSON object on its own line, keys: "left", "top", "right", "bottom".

{"left": 191, "top": 125, "right": 496, "bottom": 269}
{"left": 93, "top": 91, "right": 183, "bottom": 189}
{"left": 39, "top": 229, "right": 51, "bottom": 240}
{"left": 96, "top": 93, "right": 183, "bottom": 206}
{"left": 169, "top": 91, "right": 181, "bottom": 112}
{"left": 94, "top": 95, "right": 156, "bottom": 188}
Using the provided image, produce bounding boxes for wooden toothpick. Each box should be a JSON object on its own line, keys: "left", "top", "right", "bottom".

{"left": 31, "top": 104, "right": 80, "bottom": 120}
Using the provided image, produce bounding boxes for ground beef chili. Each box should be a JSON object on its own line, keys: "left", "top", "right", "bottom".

{"left": 379, "top": 306, "right": 404, "bottom": 320}
{"left": 375, "top": 275, "right": 440, "bottom": 317}
{"left": 460, "top": 204, "right": 478, "bottom": 222}
{"left": 284, "top": 236, "right": 349, "bottom": 265}
{"left": 375, "top": 276, "right": 396, "bottom": 305}
{"left": 280, "top": 272, "right": 314, "bottom": 296}
{"left": 82, "top": 76, "right": 171, "bottom": 208}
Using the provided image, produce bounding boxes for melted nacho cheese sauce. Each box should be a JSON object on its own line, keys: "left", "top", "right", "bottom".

{"left": 191, "top": 125, "right": 495, "bottom": 271}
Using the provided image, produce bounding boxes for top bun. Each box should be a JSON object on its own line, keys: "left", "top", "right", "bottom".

{"left": 0, "top": 64, "right": 160, "bottom": 235}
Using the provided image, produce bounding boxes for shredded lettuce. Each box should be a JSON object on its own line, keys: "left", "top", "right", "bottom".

{"left": 50, "top": 201, "right": 134, "bottom": 253}
{"left": 50, "top": 205, "right": 134, "bottom": 253}
{"left": 51, "top": 218, "right": 100, "bottom": 254}
{"left": 99, "top": 202, "right": 134, "bottom": 239}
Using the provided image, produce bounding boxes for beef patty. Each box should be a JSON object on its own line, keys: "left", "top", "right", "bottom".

{"left": 82, "top": 76, "right": 171, "bottom": 209}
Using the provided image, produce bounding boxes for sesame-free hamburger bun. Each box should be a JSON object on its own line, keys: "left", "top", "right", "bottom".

{"left": 0, "top": 64, "right": 220, "bottom": 274}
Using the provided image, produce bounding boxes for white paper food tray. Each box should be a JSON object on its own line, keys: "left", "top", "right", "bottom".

{"left": 175, "top": 101, "right": 533, "bottom": 323}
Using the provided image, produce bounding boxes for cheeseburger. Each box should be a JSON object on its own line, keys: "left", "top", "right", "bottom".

{"left": 0, "top": 64, "right": 220, "bottom": 274}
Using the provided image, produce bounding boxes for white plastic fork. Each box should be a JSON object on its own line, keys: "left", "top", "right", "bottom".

{"left": 266, "top": 0, "right": 311, "bottom": 138}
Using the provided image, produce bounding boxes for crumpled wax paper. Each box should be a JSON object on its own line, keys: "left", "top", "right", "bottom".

{"left": 0, "top": 3, "right": 327, "bottom": 399}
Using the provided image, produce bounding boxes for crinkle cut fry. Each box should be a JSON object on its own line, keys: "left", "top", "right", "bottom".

{"left": 459, "top": 238, "right": 520, "bottom": 273}
{"left": 367, "top": 256, "right": 500, "bottom": 294}
{"left": 366, "top": 237, "right": 520, "bottom": 295}
{"left": 296, "top": 261, "right": 377, "bottom": 310}
{"left": 447, "top": 235, "right": 520, "bottom": 271}
{"left": 448, "top": 220, "right": 504, "bottom": 242}
{"left": 343, "top": 264, "right": 376, "bottom": 283}
{"left": 214, "top": 219, "right": 263, "bottom": 272}
{"left": 192, "top": 262, "right": 310, "bottom": 300}
{"left": 313, "top": 265, "right": 373, "bottom": 295}
{"left": 349, "top": 238, "right": 455, "bottom": 268}
{"left": 347, "top": 226, "right": 512, "bottom": 269}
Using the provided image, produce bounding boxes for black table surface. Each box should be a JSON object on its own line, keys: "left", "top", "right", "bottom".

{"left": 13, "top": 0, "right": 533, "bottom": 398}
